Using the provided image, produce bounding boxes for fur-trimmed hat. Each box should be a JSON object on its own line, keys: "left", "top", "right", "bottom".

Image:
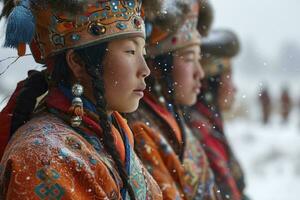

{"left": 201, "top": 29, "right": 240, "bottom": 76}
{"left": 146, "top": 0, "right": 201, "bottom": 57}
{"left": 197, "top": 0, "right": 214, "bottom": 37}
{"left": 1, "top": 0, "right": 170, "bottom": 64}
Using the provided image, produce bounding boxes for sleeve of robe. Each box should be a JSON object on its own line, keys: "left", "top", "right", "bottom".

{"left": 0, "top": 119, "right": 123, "bottom": 200}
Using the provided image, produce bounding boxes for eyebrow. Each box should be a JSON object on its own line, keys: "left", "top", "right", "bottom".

{"left": 178, "top": 50, "right": 196, "bottom": 57}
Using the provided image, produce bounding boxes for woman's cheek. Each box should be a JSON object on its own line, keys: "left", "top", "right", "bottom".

{"left": 181, "top": 64, "right": 194, "bottom": 88}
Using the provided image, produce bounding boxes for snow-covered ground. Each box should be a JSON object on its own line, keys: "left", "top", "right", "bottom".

{"left": 226, "top": 104, "right": 300, "bottom": 200}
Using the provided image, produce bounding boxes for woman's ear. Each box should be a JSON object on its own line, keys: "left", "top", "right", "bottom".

{"left": 66, "top": 49, "right": 86, "bottom": 80}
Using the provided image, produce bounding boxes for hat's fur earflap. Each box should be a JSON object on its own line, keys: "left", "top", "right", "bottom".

{"left": 0, "top": 0, "right": 89, "bottom": 19}
{"left": 143, "top": 0, "right": 164, "bottom": 21}
{"left": 201, "top": 29, "right": 240, "bottom": 58}
{"left": 198, "top": 0, "right": 214, "bottom": 37}
{"left": 0, "top": 0, "right": 15, "bottom": 19}
{"left": 143, "top": 0, "right": 191, "bottom": 32}
{"left": 32, "top": 0, "right": 87, "bottom": 14}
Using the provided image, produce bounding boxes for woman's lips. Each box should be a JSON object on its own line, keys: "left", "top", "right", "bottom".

{"left": 133, "top": 86, "right": 146, "bottom": 97}
{"left": 194, "top": 88, "right": 200, "bottom": 94}
{"left": 193, "top": 84, "right": 201, "bottom": 94}
{"left": 133, "top": 90, "right": 144, "bottom": 97}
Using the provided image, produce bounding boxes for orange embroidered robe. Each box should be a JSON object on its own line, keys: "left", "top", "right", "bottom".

{"left": 0, "top": 87, "right": 162, "bottom": 200}
{"left": 126, "top": 94, "right": 222, "bottom": 200}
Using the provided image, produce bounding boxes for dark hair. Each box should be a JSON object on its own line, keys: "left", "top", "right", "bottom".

{"left": 199, "top": 74, "right": 221, "bottom": 109}
{"left": 74, "top": 44, "right": 136, "bottom": 200}
{"left": 152, "top": 53, "right": 187, "bottom": 161}
{"left": 198, "top": 74, "right": 223, "bottom": 132}
{"left": 11, "top": 43, "right": 136, "bottom": 199}
{"left": 10, "top": 70, "right": 49, "bottom": 134}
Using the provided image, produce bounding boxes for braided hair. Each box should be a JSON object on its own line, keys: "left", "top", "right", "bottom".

{"left": 74, "top": 44, "right": 136, "bottom": 200}
{"left": 10, "top": 70, "right": 49, "bottom": 135}
{"left": 199, "top": 74, "right": 221, "bottom": 107}
{"left": 152, "top": 53, "right": 187, "bottom": 161}
{"left": 198, "top": 74, "right": 223, "bottom": 132}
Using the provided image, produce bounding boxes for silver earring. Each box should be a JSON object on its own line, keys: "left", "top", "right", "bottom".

{"left": 70, "top": 83, "right": 84, "bottom": 127}
{"left": 154, "top": 81, "right": 166, "bottom": 104}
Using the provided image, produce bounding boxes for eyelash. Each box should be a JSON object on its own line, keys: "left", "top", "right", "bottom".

{"left": 184, "top": 58, "right": 194, "bottom": 62}
{"left": 126, "top": 50, "right": 135, "bottom": 55}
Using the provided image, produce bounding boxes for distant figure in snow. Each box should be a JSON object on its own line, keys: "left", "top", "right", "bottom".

{"left": 259, "top": 87, "right": 272, "bottom": 124}
{"left": 280, "top": 87, "right": 292, "bottom": 123}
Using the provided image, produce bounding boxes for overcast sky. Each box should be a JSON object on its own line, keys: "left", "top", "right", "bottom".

{"left": 211, "top": 0, "right": 300, "bottom": 58}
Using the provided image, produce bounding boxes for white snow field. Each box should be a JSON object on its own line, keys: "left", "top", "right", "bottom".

{"left": 225, "top": 105, "right": 300, "bottom": 200}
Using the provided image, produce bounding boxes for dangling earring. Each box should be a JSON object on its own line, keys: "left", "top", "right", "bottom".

{"left": 69, "top": 83, "right": 84, "bottom": 127}
{"left": 154, "top": 79, "right": 166, "bottom": 104}
{"left": 205, "top": 92, "right": 213, "bottom": 103}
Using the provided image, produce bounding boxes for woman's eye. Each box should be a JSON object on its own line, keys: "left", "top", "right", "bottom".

{"left": 125, "top": 50, "right": 136, "bottom": 55}
{"left": 184, "top": 57, "right": 195, "bottom": 62}
{"left": 181, "top": 54, "right": 195, "bottom": 62}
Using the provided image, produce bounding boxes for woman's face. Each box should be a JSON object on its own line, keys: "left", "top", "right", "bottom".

{"left": 218, "top": 66, "right": 237, "bottom": 111}
{"left": 172, "top": 45, "right": 205, "bottom": 106}
{"left": 102, "top": 37, "right": 150, "bottom": 113}
{"left": 67, "top": 37, "right": 149, "bottom": 113}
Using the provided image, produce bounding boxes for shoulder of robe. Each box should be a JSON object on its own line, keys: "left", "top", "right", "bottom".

{"left": 130, "top": 121, "right": 161, "bottom": 145}
{"left": 0, "top": 113, "right": 122, "bottom": 200}
{"left": 189, "top": 107, "right": 209, "bottom": 124}
{"left": 126, "top": 102, "right": 150, "bottom": 124}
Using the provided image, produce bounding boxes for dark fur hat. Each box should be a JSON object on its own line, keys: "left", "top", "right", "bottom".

{"left": 0, "top": 0, "right": 87, "bottom": 19}
{"left": 1, "top": 0, "right": 14, "bottom": 19}
{"left": 201, "top": 29, "right": 240, "bottom": 58}
{"left": 1, "top": 0, "right": 190, "bottom": 32}
{"left": 197, "top": 0, "right": 214, "bottom": 37}
{"left": 143, "top": 0, "right": 191, "bottom": 32}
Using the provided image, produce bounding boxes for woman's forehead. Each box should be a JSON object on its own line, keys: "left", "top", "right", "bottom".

{"left": 109, "top": 37, "right": 145, "bottom": 47}
{"left": 175, "top": 45, "right": 200, "bottom": 56}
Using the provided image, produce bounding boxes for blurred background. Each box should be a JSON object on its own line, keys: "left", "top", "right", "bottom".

{"left": 210, "top": 1, "right": 300, "bottom": 200}
{"left": 1, "top": 0, "right": 300, "bottom": 199}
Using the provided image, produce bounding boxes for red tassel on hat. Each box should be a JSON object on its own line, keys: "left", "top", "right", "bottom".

{"left": 17, "top": 43, "right": 26, "bottom": 56}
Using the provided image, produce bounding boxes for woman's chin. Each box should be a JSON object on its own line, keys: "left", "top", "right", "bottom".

{"left": 176, "top": 94, "right": 197, "bottom": 106}
{"left": 185, "top": 98, "right": 197, "bottom": 106}
{"left": 119, "top": 101, "right": 140, "bottom": 113}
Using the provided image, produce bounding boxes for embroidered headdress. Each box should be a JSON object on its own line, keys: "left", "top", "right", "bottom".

{"left": 2, "top": 0, "right": 148, "bottom": 64}
{"left": 146, "top": 0, "right": 201, "bottom": 57}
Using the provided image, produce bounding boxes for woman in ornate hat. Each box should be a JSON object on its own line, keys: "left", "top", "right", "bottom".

{"left": 0, "top": 0, "right": 166, "bottom": 199}
{"left": 187, "top": 29, "right": 249, "bottom": 200}
{"left": 126, "top": 1, "right": 222, "bottom": 199}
